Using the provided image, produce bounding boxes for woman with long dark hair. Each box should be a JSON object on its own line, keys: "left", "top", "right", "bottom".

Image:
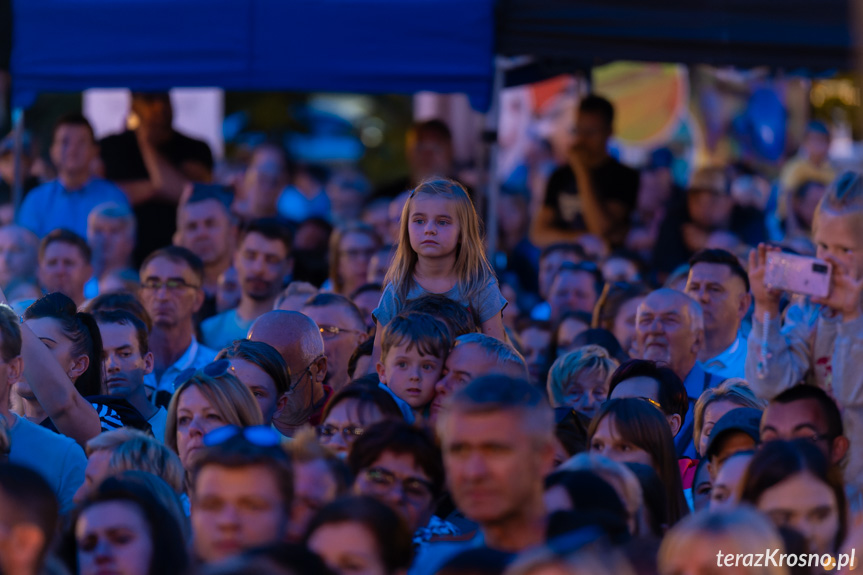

{"left": 588, "top": 397, "right": 688, "bottom": 531}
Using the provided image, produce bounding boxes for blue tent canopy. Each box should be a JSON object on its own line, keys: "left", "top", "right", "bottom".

{"left": 10, "top": 0, "right": 496, "bottom": 110}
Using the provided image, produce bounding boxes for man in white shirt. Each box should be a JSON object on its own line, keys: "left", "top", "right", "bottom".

{"left": 684, "top": 249, "right": 751, "bottom": 379}
{"left": 139, "top": 246, "right": 216, "bottom": 406}
{"left": 94, "top": 309, "right": 167, "bottom": 441}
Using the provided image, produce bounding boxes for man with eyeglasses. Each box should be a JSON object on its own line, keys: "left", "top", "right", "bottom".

{"left": 302, "top": 293, "right": 369, "bottom": 392}
{"left": 139, "top": 246, "right": 216, "bottom": 404}
{"left": 248, "top": 311, "right": 330, "bottom": 436}
{"left": 348, "top": 420, "right": 456, "bottom": 547}
{"left": 202, "top": 218, "right": 292, "bottom": 350}
{"left": 190, "top": 426, "right": 293, "bottom": 565}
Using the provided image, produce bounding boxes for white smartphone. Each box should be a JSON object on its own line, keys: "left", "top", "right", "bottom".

{"left": 764, "top": 252, "right": 832, "bottom": 299}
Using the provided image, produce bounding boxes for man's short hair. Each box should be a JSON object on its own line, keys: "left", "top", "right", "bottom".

{"left": 192, "top": 436, "right": 293, "bottom": 511}
{"left": 240, "top": 218, "right": 292, "bottom": 257}
{"left": 0, "top": 463, "right": 58, "bottom": 568}
{"left": 303, "top": 293, "right": 366, "bottom": 333}
{"left": 0, "top": 304, "right": 21, "bottom": 362}
{"left": 380, "top": 312, "right": 451, "bottom": 363}
{"left": 412, "top": 119, "right": 452, "bottom": 144}
{"left": 39, "top": 228, "right": 92, "bottom": 263}
{"left": 443, "top": 375, "right": 554, "bottom": 440}
{"left": 554, "top": 261, "right": 605, "bottom": 299}
{"left": 688, "top": 249, "right": 750, "bottom": 292}
{"left": 53, "top": 112, "right": 95, "bottom": 143}
{"left": 85, "top": 428, "right": 184, "bottom": 494}
{"left": 348, "top": 420, "right": 445, "bottom": 499}
{"left": 401, "top": 294, "right": 477, "bottom": 338}
{"left": 186, "top": 183, "right": 233, "bottom": 212}
{"left": 93, "top": 308, "right": 150, "bottom": 356}
{"left": 771, "top": 384, "right": 844, "bottom": 440}
{"left": 608, "top": 359, "right": 688, "bottom": 423}
{"left": 216, "top": 339, "right": 290, "bottom": 396}
{"left": 83, "top": 292, "right": 153, "bottom": 332}
{"left": 453, "top": 333, "right": 527, "bottom": 376}
{"left": 540, "top": 242, "right": 586, "bottom": 263}
{"left": 139, "top": 245, "right": 204, "bottom": 285}
{"left": 578, "top": 95, "right": 615, "bottom": 131}
{"left": 88, "top": 201, "right": 137, "bottom": 234}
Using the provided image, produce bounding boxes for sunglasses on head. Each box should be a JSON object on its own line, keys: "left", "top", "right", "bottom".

{"left": 174, "top": 359, "right": 235, "bottom": 392}
{"left": 203, "top": 425, "right": 284, "bottom": 449}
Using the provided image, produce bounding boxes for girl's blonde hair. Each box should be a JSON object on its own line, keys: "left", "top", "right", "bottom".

{"left": 813, "top": 171, "right": 863, "bottom": 232}
{"left": 165, "top": 372, "right": 264, "bottom": 458}
{"left": 385, "top": 178, "right": 496, "bottom": 305}
{"left": 659, "top": 507, "right": 788, "bottom": 575}
{"left": 546, "top": 344, "right": 619, "bottom": 408}
{"left": 693, "top": 378, "right": 766, "bottom": 456}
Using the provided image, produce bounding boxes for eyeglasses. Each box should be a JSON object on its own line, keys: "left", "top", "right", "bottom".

{"left": 203, "top": 425, "right": 283, "bottom": 448}
{"left": 316, "top": 423, "right": 364, "bottom": 442}
{"left": 363, "top": 466, "right": 434, "bottom": 503}
{"left": 140, "top": 278, "right": 200, "bottom": 291}
{"left": 319, "top": 325, "right": 364, "bottom": 340}
{"left": 174, "top": 359, "right": 235, "bottom": 391}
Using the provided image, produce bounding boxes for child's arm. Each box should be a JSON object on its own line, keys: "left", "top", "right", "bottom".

{"left": 369, "top": 321, "right": 383, "bottom": 374}
{"left": 480, "top": 313, "right": 507, "bottom": 342}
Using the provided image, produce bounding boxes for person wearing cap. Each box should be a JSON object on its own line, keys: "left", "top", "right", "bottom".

{"left": 16, "top": 114, "right": 130, "bottom": 240}
{"left": 652, "top": 166, "right": 766, "bottom": 280}
{"left": 531, "top": 94, "right": 639, "bottom": 251}
{"left": 704, "top": 407, "right": 761, "bottom": 480}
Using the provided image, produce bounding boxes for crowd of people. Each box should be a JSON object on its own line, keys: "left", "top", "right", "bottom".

{"left": 0, "top": 89, "right": 859, "bottom": 575}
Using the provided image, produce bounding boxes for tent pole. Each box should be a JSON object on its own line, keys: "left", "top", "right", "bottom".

{"left": 484, "top": 57, "right": 504, "bottom": 262}
{"left": 11, "top": 107, "right": 24, "bottom": 218}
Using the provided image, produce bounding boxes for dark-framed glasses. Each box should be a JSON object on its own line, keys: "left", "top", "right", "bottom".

{"left": 363, "top": 466, "right": 434, "bottom": 502}
{"left": 316, "top": 423, "right": 364, "bottom": 441}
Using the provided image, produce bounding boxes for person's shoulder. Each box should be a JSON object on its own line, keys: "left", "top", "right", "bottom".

{"left": 22, "top": 180, "right": 54, "bottom": 200}
{"left": 100, "top": 130, "right": 136, "bottom": 148}
{"left": 171, "top": 130, "right": 213, "bottom": 164}
{"left": 201, "top": 309, "right": 232, "bottom": 331}
{"left": 9, "top": 415, "right": 82, "bottom": 451}
{"left": 602, "top": 156, "right": 639, "bottom": 179}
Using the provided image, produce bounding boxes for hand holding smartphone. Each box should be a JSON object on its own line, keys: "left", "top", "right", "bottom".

{"left": 764, "top": 252, "right": 832, "bottom": 299}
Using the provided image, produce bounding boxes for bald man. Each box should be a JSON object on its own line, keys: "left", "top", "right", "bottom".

{"left": 634, "top": 288, "right": 723, "bottom": 457}
{"left": 247, "top": 311, "right": 330, "bottom": 437}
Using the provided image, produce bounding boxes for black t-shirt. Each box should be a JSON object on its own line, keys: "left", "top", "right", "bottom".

{"left": 543, "top": 158, "right": 639, "bottom": 248}
{"left": 100, "top": 130, "right": 213, "bottom": 266}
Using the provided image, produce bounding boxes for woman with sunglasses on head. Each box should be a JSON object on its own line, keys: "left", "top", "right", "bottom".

{"left": 317, "top": 382, "right": 404, "bottom": 457}
{"left": 215, "top": 339, "right": 290, "bottom": 426}
{"left": 588, "top": 397, "right": 688, "bottom": 532}
{"left": 165, "top": 361, "right": 263, "bottom": 473}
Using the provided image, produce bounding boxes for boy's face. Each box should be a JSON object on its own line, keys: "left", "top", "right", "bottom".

{"left": 377, "top": 341, "right": 444, "bottom": 409}
{"left": 814, "top": 210, "right": 863, "bottom": 279}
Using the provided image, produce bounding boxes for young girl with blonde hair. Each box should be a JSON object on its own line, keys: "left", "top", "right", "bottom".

{"left": 372, "top": 178, "right": 506, "bottom": 363}
{"left": 746, "top": 170, "right": 863, "bottom": 496}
